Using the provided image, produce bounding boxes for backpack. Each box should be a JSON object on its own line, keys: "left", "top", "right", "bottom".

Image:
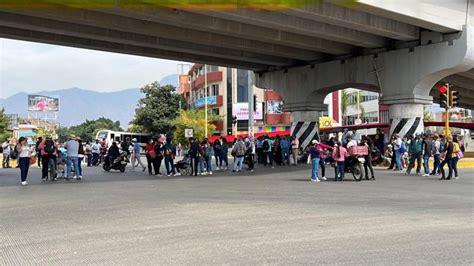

{"left": 10, "top": 144, "right": 19, "bottom": 159}
{"left": 44, "top": 140, "right": 55, "bottom": 155}
{"left": 262, "top": 140, "right": 270, "bottom": 151}
{"left": 399, "top": 142, "right": 407, "bottom": 153}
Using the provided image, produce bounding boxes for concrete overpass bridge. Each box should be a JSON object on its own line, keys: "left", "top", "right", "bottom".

{"left": 1, "top": 0, "right": 473, "bottom": 142}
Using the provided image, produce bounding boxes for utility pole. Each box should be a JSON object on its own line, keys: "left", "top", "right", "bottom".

{"left": 248, "top": 72, "right": 254, "bottom": 140}
{"left": 204, "top": 64, "right": 208, "bottom": 138}
{"left": 439, "top": 83, "right": 451, "bottom": 137}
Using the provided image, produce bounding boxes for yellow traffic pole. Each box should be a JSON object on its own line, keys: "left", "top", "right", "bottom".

{"left": 445, "top": 83, "right": 451, "bottom": 137}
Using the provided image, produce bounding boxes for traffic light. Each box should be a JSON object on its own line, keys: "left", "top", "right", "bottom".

{"left": 450, "top": 90, "right": 459, "bottom": 107}
{"left": 253, "top": 94, "right": 257, "bottom": 112}
{"left": 439, "top": 85, "right": 448, "bottom": 109}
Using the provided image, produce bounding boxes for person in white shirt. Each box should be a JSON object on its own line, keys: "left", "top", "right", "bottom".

{"left": 2, "top": 139, "right": 11, "bottom": 168}
{"left": 91, "top": 139, "right": 101, "bottom": 166}
{"left": 16, "top": 137, "right": 34, "bottom": 186}
{"left": 346, "top": 135, "right": 357, "bottom": 149}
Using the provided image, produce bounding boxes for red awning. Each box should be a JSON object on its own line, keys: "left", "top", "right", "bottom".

{"left": 207, "top": 130, "right": 291, "bottom": 143}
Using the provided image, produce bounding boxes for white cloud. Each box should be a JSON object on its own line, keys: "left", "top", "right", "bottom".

{"left": 0, "top": 38, "right": 186, "bottom": 98}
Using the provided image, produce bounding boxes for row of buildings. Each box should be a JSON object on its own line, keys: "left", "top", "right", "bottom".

{"left": 177, "top": 64, "right": 390, "bottom": 137}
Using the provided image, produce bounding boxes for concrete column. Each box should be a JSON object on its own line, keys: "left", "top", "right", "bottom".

{"left": 291, "top": 111, "right": 320, "bottom": 149}
{"left": 388, "top": 103, "right": 424, "bottom": 139}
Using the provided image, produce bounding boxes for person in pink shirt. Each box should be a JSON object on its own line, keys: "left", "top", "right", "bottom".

{"left": 315, "top": 140, "right": 333, "bottom": 181}
{"left": 332, "top": 142, "right": 347, "bottom": 181}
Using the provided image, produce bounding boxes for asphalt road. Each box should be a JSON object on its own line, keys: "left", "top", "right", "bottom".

{"left": 1, "top": 163, "right": 473, "bottom": 264}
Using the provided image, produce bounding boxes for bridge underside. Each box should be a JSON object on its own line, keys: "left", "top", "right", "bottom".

{"left": 0, "top": 1, "right": 473, "bottom": 110}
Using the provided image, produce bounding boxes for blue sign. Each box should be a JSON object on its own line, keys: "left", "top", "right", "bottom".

{"left": 195, "top": 96, "right": 217, "bottom": 107}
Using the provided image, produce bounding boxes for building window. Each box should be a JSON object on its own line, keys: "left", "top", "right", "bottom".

{"left": 211, "top": 84, "right": 219, "bottom": 96}
{"left": 211, "top": 108, "right": 220, "bottom": 115}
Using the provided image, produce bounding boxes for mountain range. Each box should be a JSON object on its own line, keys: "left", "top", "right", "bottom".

{"left": 0, "top": 74, "right": 178, "bottom": 127}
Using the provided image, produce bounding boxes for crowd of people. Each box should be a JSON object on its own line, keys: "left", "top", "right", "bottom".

{"left": 0, "top": 127, "right": 467, "bottom": 186}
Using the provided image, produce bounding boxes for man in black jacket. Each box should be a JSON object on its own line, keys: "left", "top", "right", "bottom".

{"left": 189, "top": 138, "right": 200, "bottom": 176}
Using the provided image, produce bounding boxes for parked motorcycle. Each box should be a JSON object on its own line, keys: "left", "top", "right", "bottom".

{"left": 103, "top": 151, "right": 128, "bottom": 172}
{"left": 344, "top": 155, "right": 365, "bottom": 181}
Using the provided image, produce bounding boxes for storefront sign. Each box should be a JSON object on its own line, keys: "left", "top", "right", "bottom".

{"left": 195, "top": 96, "right": 217, "bottom": 107}
{"left": 232, "top": 102, "right": 263, "bottom": 120}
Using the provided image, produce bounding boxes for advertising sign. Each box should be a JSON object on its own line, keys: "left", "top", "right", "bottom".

{"left": 319, "top": 117, "right": 334, "bottom": 128}
{"left": 184, "top": 128, "right": 193, "bottom": 138}
{"left": 267, "top": 100, "right": 283, "bottom": 114}
{"left": 195, "top": 95, "right": 217, "bottom": 108}
{"left": 27, "top": 95, "right": 60, "bottom": 112}
{"left": 232, "top": 102, "right": 263, "bottom": 120}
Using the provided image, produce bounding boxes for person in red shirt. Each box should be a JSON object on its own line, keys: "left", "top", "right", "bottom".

{"left": 315, "top": 140, "right": 333, "bottom": 181}
{"left": 37, "top": 135, "right": 58, "bottom": 181}
{"left": 332, "top": 142, "right": 348, "bottom": 181}
{"left": 145, "top": 139, "right": 156, "bottom": 176}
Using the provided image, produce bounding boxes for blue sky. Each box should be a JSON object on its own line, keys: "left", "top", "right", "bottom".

{"left": 0, "top": 38, "right": 185, "bottom": 98}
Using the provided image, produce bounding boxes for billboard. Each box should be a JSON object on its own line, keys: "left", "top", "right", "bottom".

{"left": 232, "top": 102, "right": 263, "bottom": 120}
{"left": 28, "top": 95, "right": 60, "bottom": 112}
{"left": 195, "top": 95, "right": 217, "bottom": 108}
{"left": 267, "top": 100, "right": 283, "bottom": 114}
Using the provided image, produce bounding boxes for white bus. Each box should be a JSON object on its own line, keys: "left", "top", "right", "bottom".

{"left": 95, "top": 130, "right": 152, "bottom": 148}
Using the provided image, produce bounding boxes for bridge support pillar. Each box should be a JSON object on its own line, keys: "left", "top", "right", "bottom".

{"left": 388, "top": 103, "right": 424, "bottom": 139}
{"left": 290, "top": 111, "right": 320, "bottom": 149}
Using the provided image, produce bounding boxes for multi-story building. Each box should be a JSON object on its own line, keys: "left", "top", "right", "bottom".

{"left": 179, "top": 64, "right": 290, "bottom": 136}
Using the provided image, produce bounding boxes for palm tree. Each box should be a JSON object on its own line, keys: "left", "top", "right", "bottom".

{"left": 341, "top": 90, "right": 349, "bottom": 125}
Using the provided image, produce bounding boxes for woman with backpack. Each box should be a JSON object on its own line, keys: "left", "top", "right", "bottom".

{"left": 38, "top": 135, "right": 58, "bottom": 181}
{"left": 16, "top": 137, "right": 34, "bottom": 186}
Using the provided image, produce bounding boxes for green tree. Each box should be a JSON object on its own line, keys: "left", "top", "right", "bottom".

{"left": 0, "top": 108, "right": 11, "bottom": 141}
{"left": 56, "top": 126, "right": 71, "bottom": 143}
{"left": 341, "top": 90, "right": 350, "bottom": 125}
{"left": 133, "top": 82, "right": 186, "bottom": 135}
{"left": 69, "top": 117, "right": 122, "bottom": 142}
{"left": 128, "top": 124, "right": 145, "bottom": 133}
{"left": 172, "top": 109, "right": 218, "bottom": 146}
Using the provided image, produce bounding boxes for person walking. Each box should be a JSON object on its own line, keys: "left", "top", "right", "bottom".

{"left": 332, "top": 142, "right": 347, "bottom": 181}
{"left": 315, "top": 140, "right": 332, "bottom": 181}
{"left": 244, "top": 138, "right": 255, "bottom": 172}
{"left": 77, "top": 138, "right": 85, "bottom": 179}
{"left": 308, "top": 140, "right": 321, "bottom": 182}
{"left": 220, "top": 137, "right": 229, "bottom": 170}
{"left": 430, "top": 134, "right": 442, "bottom": 175}
{"left": 2, "top": 139, "right": 11, "bottom": 168}
{"left": 439, "top": 136, "right": 454, "bottom": 180}
{"left": 290, "top": 136, "right": 299, "bottom": 166}
{"left": 131, "top": 138, "right": 146, "bottom": 172}
{"left": 16, "top": 137, "right": 33, "bottom": 186}
{"left": 422, "top": 133, "right": 432, "bottom": 177}
{"left": 38, "top": 135, "right": 58, "bottom": 181}
{"left": 452, "top": 137, "right": 461, "bottom": 179}
{"left": 91, "top": 139, "right": 101, "bottom": 166}
{"left": 64, "top": 135, "right": 80, "bottom": 180}
{"left": 256, "top": 136, "right": 264, "bottom": 164}
{"left": 361, "top": 136, "right": 375, "bottom": 180}
{"left": 153, "top": 140, "right": 165, "bottom": 176}
{"left": 406, "top": 133, "right": 423, "bottom": 176}
{"left": 232, "top": 137, "right": 246, "bottom": 172}
{"left": 392, "top": 134, "right": 403, "bottom": 171}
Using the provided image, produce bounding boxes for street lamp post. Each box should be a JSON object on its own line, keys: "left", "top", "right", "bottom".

{"left": 204, "top": 64, "right": 208, "bottom": 138}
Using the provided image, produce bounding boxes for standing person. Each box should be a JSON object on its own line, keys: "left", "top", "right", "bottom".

{"left": 308, "top": 140, "right": 321, "bottom": 182}
{"left": 213, "top": 139, "right": 222, "bottom": 170}
{"left": 374, "top": 128, "right": 385, "bottom": 155}
{"left": 131, "top": 138, "right": 146, "bottom": 172}
{"left": 163, "top": 138, "right": 177, "bottom": 176}
{"left": 177, "top": 142, "right": 182, "bottom": 157}
{"left": 332, "top": 142, "right": 347, "bottom": 181}
{"left": 38, "top": 135, "right": 58, "bottom": 181}
{"left": 439, "top": 136, "right": 454, "bottom": 180}
{"left": 64, "top": 135, "right": 80, "bottom": 180}
{"left": 100, "top": 138, "right": 108, "bottom": 165}
{"left": 262, "top": 136, "right": 274, "bottom": 168}
{"left": 244, "top": 138, "right": 255, "bottom": 172}
{"left": 452, "top": 137, "right": 461, "bottom": 179}
{"left": 77, "top": 138, "right": 85, "bottom": 179}
{"left": 256, "top": 136, "right": 264, "bottom": 164}
{"left": 280, "top": 135, "right": 290, "bottom": 166}
{"left": 145, "top": 139, "right": 156, "bottom": 175}
{"left": 189, "top": 138, "right": 200, "bottom": 176}
{"left": 35, "top": 136, "right": 43, "bottom": 168}
{"left": 16, "top": 137, "right": 33, "bottom": 186}
{"left": 203, "top": 140, "right": 214, "bottom": 175}
{"left": 85, "top": 141, "right": 92, "bottom": 167}
{"left": 315, "top": 140, "right": 332, "bottom": 181}
{"left": 232, "top": 137, "right": 246, "bottom": 172}
{"left": 273, "top": 135, "right": 282, "bottom": 165}
{"left": 430, "top": 134, "right": 442, "bottom": 176}
{"left": 220, "top": 137, "right": 229, "bottom": 170}
{"left": 422, "top": 133, "right": 433, "bottom": 177}
{"left": 406, "top": 134, "right": 423, "bottom": 176}
{"left": 290, "top": 136, "right": 299, "bottom": 166}
{"left": 361, "top": 136, "right": 375, "bottom": 180}
{"left": 91, "top": 139, "right": 101, "bottom": 166}
{"left": 2, "top": 139, "right": 11, "bottom": 168}
{"left": 153, "top": 140, "right": 165, "bottom": 176}
{"left": 392, "top": 134, "right": 403, "bottom": 172}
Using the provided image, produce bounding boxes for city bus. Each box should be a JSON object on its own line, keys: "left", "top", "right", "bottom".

{"left": 95, "top": 130, "right": 152, "bottom": 148}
